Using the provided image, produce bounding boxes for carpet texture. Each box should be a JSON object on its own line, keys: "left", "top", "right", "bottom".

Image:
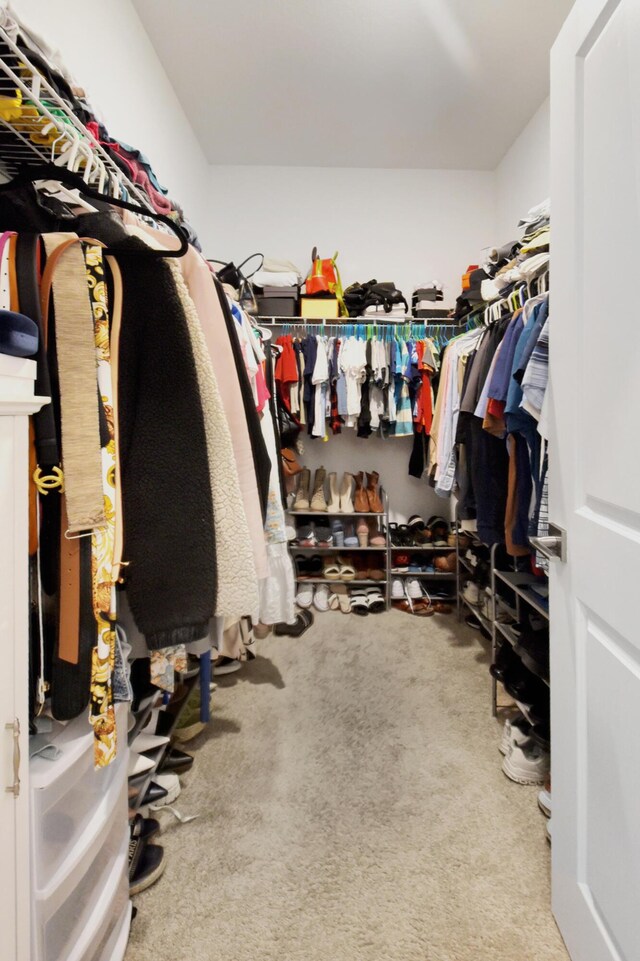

{"left": 126, "top": 610, "right": 569, "bottom": 961}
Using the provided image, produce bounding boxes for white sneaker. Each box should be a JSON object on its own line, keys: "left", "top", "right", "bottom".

{"left": 462, "top": 581, "right": 480, "bottom": 605}
{"left": 295, "top": 584, "right": 314, "bottom": 609}
{"left": 538, "top": 788, "right": 552, "bottom": 818}
{"left": 499, "top": 718, "right": 530, "bottom": 756}
{"left": 149, "top": 772, "right": 181, "bottom": 807}
{"left": 131, "top": 732, "right": 170, "bottom": 754}
{"left": 406, "top": 578, "right": 422, "bottom": 600}
{"left": 313, "top": 584, "right": 330, "bottom": 612}
{"left": 502, "top": 742, "right": 550, "bottom": 785}
{"left": 391, "top": 578, "right": 405, "bottom": 600}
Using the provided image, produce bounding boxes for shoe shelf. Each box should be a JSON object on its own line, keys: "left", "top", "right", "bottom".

{"left": 390, "top": 545, "right": 454, "bottom": 551}
{"left": 292, "top": 545, "right": 387, "bottom": 552}
{"left": 459, "top": 593, "right": 493, "bottom": 633}
{"left": 128, "top": 674, "right": 199, "bottom": 814}
{"left": 493, "top": 570, "right": 549, "bottom": 621}
{"left": 391, "top": 571, "right": 457, "bottom": 579}
{"left": 288, "top": 509, "right": 384, "bottom": 517}
{"left": 297, "top": 577, "right": 387, "bottom": 585}
{"left": 127, "top": 689, "right": 164, "bottom": 746}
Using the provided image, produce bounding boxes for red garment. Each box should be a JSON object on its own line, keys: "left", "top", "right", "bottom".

{"left": 413, "top": 340, "right": 436, "bottom": 434}
{"left": 274, "top": 335, "right": 298, "bottom": 408}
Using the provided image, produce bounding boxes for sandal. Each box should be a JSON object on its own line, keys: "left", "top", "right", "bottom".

{"left": 333, "top": 584, "right": 351, "bottom": 613}
{"left": 350, "top": 590, "right": 369, "bottom": 616}
{"left": 365, "top": 588, "right": 385, "bottom": 613}
{"left": 338, "top": 563, "right": 356, "bottom": 581}
{"left": 323, "top": 560, "right": 341, "bottom": 580}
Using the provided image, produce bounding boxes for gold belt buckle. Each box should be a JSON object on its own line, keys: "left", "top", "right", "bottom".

{"left": 33, "top": 465, "right": 64, "bottom": 495}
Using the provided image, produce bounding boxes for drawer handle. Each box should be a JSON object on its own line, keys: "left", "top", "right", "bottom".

{"left": 5, "top": 718, "right": 20, "bottom": 798}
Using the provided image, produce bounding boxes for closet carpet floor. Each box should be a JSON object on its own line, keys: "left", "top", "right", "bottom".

{"left": 125, "top": 610, "right": 569, "bottom": 961}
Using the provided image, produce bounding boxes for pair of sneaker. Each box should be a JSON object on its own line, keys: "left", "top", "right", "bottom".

{"left": 500, "top": 714, "right": 550, "bottom": 785}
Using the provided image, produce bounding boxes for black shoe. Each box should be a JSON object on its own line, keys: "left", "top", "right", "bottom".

{"left": 274, "top": 610, "right": 314, "bottom": 637}
{"left": 130, "top": 843, "right": 166, "bottom": 895}
{"left": 160, "top": 748, "right": 193, "bottom": 774}
{"left": 141, "top": 781, "right": 169, "bottom": 805}
{"left": 514, "top": 631, "right": 550, "bottom": 684}
{"left": 130, "top": 812, "right": 160, "bottom": 843}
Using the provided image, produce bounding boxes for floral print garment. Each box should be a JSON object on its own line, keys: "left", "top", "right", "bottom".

{"left": 85, "top": 244, "right": 118, "bottom": 768}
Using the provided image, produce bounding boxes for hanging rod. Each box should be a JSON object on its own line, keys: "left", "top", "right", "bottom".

{"left": 259, "top": 315, "right": 461, "bottom": 326}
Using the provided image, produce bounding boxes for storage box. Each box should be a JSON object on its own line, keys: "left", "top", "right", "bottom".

{"left": 300, "top": 296, "right": 340, "bottom": 319}
{"left": 256, "top": 285, "right": 299, "bottom": 317}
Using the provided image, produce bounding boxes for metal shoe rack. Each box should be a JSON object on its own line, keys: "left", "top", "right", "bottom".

{"left": 287, "top": 489, "right": 392, "bottom": 609}
{"left": 456, "top": 533, "right": 550, "bottom": 716}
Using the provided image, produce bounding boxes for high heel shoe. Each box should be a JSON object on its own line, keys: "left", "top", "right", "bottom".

{"left": 356, "top": 518, "right": 369, "bottom": 547}
{"left": 354, "top": 471, "right": 369, "bottom": 513}
{"left": 339, "top": 472, "right": 354, "bottom": 513}
{"left": 366, "top": 471, "right": 383, "bottom": 513}
{"left": 368, "top": 519, "right": 386, "bottom": 546}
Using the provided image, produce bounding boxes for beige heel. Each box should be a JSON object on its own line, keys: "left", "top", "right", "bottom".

{"left": 356, "top": 518, "right": 369, "bottom": 547}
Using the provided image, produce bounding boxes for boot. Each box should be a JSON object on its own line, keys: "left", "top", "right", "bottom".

{"left": 339, "top": 472, "right": 354, "bottom": 513}
{"left": 293, "top": 468, "right": 310, "bottom": 511}
{"left": 354, "top": 471, "right": 369, "bottom": 513}
{"left": 310, "top": 467, "right": 328, "bottom": 512}
{"left": 366, "top": 471, "right": 383, "bottom": 513}
{"left": 327, "top": 472, "right": 340, "bottom": 512}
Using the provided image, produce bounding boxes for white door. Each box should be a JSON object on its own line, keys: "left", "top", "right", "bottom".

{"left": 550, "top": 2, "right": 640, "bottom": 959}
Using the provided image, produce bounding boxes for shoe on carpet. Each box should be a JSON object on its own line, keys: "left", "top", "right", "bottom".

{"left": 538, "top": 788, "right": 552, "bottom": 818}
{"left": 213, "top": 656, "right": 242, "bottom": 676}
{"left": 313, "top": 583, "right": 331, "bottom": 612}
{"left": 129, "top": 842, "right": 166, "bottom": 895}
{"left": 273, "top": 609, "right": 315, "bottom": 636}
{"left": 499, "top": 714, "right": 530, "bottom": 756}
{"left": 502, "top": 742, "right": 550, "bottom": 785}
{"left": 350, "top": 589, "right": 369, "bottom": 615}
{"left": 148, "top": 772, "right": 181, "bottom": 807}
{"left": 141, "top": 781, "right": 169, "bottom": 806}
{"left": 130, "top": 812, "right": 161, "bottom": 843}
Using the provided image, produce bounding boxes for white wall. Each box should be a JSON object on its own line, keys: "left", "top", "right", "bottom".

{"left": 208, "top": 164, "right": 496, "bottom": 523}
{"left": 207, "top": 165, "right": 496, "bottom": 299}
{"left": 6, "top": 0, "right": 212, "bottom": 247}
{"left": 494, "top": 97, "right": 550, "bottom": 241}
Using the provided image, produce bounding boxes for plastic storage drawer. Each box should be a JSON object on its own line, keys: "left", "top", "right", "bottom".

{"left": 31, "top": 796, "right": 129, "bottom": 961}
{"left": 30, "top": 703, "right": 128, "bottom": 894}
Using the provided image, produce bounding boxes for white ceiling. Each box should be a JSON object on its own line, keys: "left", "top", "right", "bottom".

{"left": 132, "top": 0, "right": 573, "bottom": 170}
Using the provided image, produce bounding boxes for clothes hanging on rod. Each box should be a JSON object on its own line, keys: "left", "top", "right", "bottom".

{"left": 430, "top": 208, "right": 551, "bottom": 558}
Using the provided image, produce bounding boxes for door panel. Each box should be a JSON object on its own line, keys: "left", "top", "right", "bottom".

{"left": 551, "top": 1, "right": 640, "bottom": 959}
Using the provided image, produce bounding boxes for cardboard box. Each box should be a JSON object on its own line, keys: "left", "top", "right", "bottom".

{"left": 300, "top": 296, "right": 340, "bottom": 319}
